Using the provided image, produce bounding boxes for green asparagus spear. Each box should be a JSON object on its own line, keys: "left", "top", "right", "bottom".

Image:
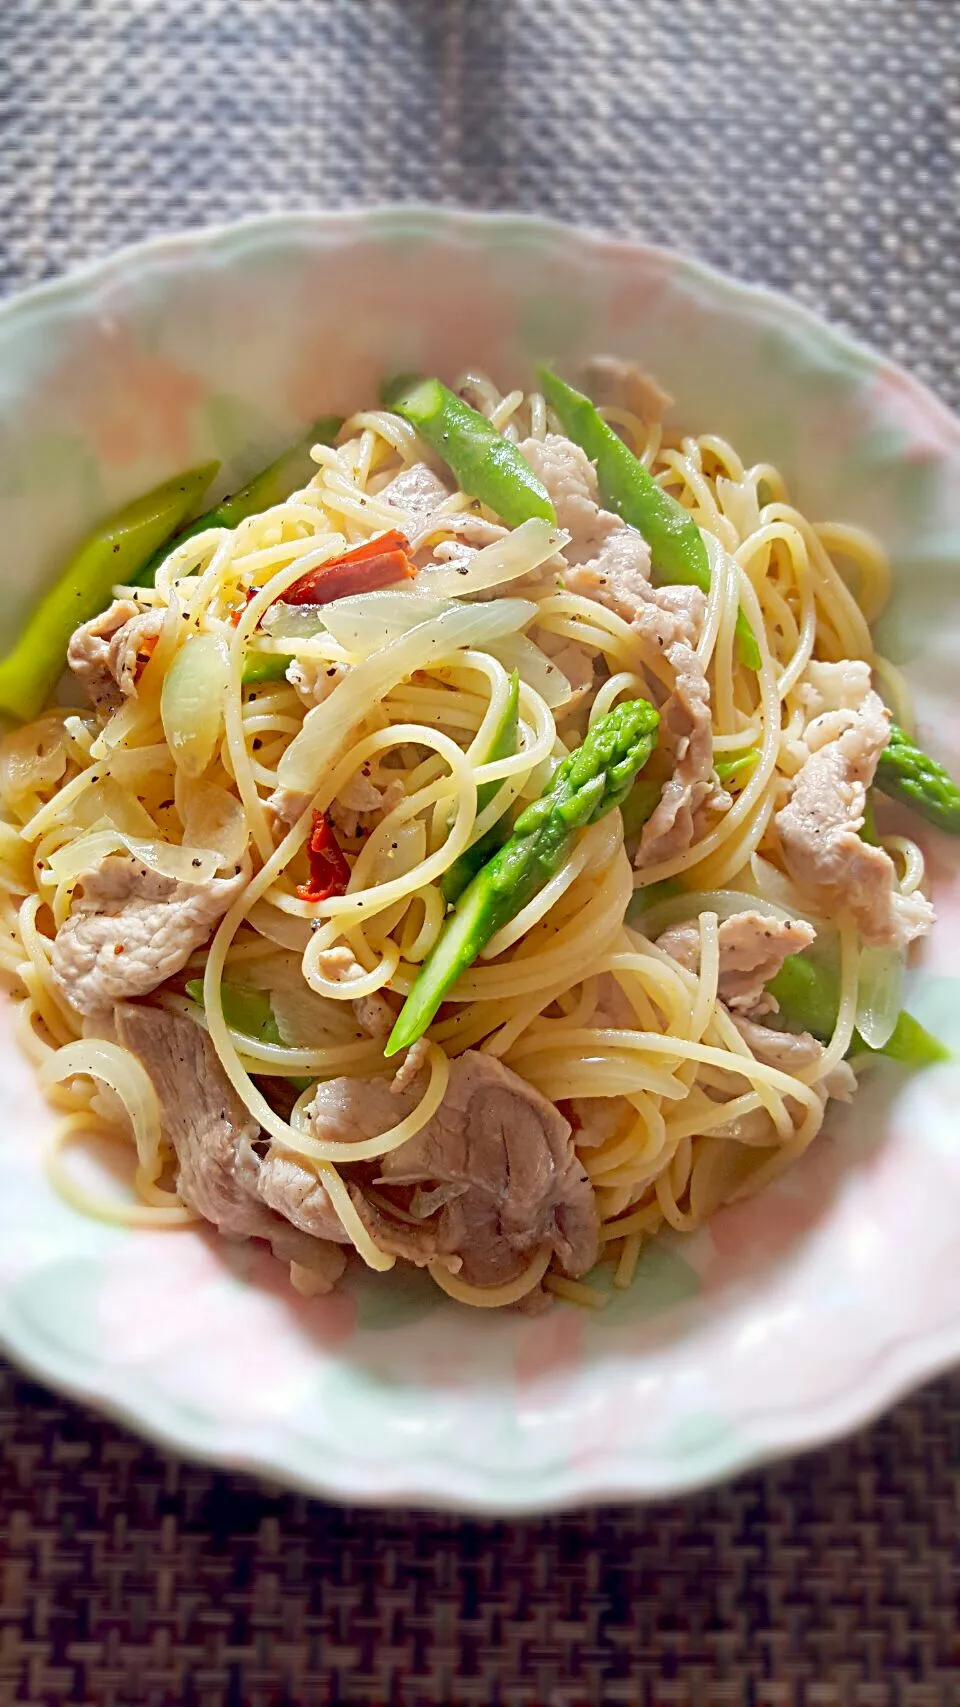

{"left": 441, "top": 670, "right": 520, "bottom": 903}
{"left": 874, "top": 722, "right": 960, "bottom": 833}
{"left": 0, "top": 461, "right": 219, "bottom": 723}
{"left": 135, "top": 416, "right": 343, "bottom": 587}
{"left": 386, "top": 697, "right": 660, "bottom": 1055}
{"left": 380, "top": 376, "right": 556, "bottom": 528}
{"left": 764, "top": 954, "right": 948, "bottom": 1066}
{"left": 537, "top": 367, "right": 761, "bottom": 670}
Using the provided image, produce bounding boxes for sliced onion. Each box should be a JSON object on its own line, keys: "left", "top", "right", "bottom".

{"left": 160, "top": 632, "right": 229, "bottom": 778}
{"left": 487, "top": 633, "right": 573, "bottom": 708}
{"left": 48, "top": 830, "right": 220, "bottom": 887}
{"left": 320, "top": 591, "right": 452, "bottom": 657}
{"left": 0, "top": 714, "right": 67, "bottom": 810}
{"left": 260, "top": 604, "right": 328, "bottom": 639}
{"left": 414, "top": 518, "right": 568, "bottom": 599}
{"left": 179, "top": 778, "right": 249, "bottom": 867}
{"left": 72, "top": 777, "right": 158, "bottom": 839}
{"left": 855, "top": 944, "right": 904, "bottom": 1050}
{"left": 40, "top": 1038, "right": 163, "bottom": 1179}
{"left": 278, "top": 598, "right": 536, "bottom": 794}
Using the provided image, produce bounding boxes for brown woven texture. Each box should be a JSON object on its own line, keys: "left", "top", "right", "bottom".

{"left": 2, "top": 2, "right": 960, "bottom": 1703}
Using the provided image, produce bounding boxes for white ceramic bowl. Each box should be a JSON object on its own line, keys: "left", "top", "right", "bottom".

{"left": 1, "top": 208, "right": 959, "bottom": 1513}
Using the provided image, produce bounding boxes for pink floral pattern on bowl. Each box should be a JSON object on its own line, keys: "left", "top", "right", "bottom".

{"left": 0, "top": 208, "right": 958, "bottom": 1512}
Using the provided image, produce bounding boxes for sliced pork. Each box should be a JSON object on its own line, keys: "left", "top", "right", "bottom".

{"left": 68, "top": 599, "right": 164, "bottom": 714}
{"left": 301, "top": 1049, "right": 599, "bottom": 1287}
{"left": 52, "top": 854, "right": 247, "bottom": 1017}
{"left": 114, "top": 1002, "right": 347, "bottom": 1289}
{"left": 377, "top": 461, "right": 452, "bottom": 521}
{"left": 776, "top": 663, "right": 934, "bottom": 947}
{"left": 656, "top": 910, "right": 817, "bottom": 1018}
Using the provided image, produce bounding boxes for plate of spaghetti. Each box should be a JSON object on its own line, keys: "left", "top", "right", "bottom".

{"left": 0, "top": 209, "right": 958, "bottom": 1510}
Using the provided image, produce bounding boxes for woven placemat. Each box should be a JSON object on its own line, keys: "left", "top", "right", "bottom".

{"left": 1, "top": 3, "right": 959, "bottom": 1702}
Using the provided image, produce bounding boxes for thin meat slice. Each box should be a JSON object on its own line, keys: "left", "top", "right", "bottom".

{"left": 520, "top": 433, "right": 629, "bottom": 563}
{"left": 52, "top": 854, "right": 247, "bottom": 1017}
{"left": 377, "top": 461, "right": 510, "bottom": 571}
{"left": 775, "top": 670, "right": 934, "bottom": 948}
{"left": 700, "top": 1011, "right": 856, "bottom": 1150}
{"left": 731, "top": 1012, "right": 857, "bottom": 1103}
{"left": 636, "top": 644, "right": 716, "bottom": 866}
{"left": 68, "top": 599, "right": 164, "bottom": 714}
{"left": 114, "top": 1002, "right": 347, "bottom": 1287}
{"left": 302, "top": 1050, "right": 599, "bottom": 1288}
{"left": 377, "top": 462, "right": 453, "bottom": 521}
{"left": 656, "top": 910, "right": 817, "bottom": 1018}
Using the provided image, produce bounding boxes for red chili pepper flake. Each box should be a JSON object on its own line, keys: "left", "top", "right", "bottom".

{"left": 296, "top": 811, "right": 351, "bottom": 904}
{"left": 284, "top": 529, "right": 415, "bottom": 607}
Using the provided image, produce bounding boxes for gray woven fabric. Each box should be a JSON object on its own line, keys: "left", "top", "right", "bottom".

{"left": 2, "top": 0, "right": 959, "bottom": 407}
{"left": 1, "top": 2, "right": 959, "bottom": 1704}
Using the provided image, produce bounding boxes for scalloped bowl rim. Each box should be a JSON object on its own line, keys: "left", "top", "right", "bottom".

{"left": 0, "top": 205, "right": 957, "bottom": 1512}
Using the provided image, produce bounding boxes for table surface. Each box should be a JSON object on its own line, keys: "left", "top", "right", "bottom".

{"left": 1, "top": 3, "right": 959, "bottom": 1704}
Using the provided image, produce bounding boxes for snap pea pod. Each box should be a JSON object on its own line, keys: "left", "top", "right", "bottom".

{"left": 186, "top": 979, "right": 313, "bottom": 1089}
{"left": 874, "top": 722, "right": 960, "bottom": 834}
{"left": 380, "top": 375, "right": 556, "bottom": 528}
{"left": 0, "top": 461, "right": 219, "bottom": 724}
{"left": 441, "top": 670, "right": 520, "bottom": 903}
{"left": 537, "top": 367, "right": 761, "bottom": 670}
{"left": 764, "top": 954, "right": 948, "bottom": 1066}
{"left": 386, "top": 697, "right": 660, "bottom": 1056}
{"left": 135, "top": 415, "right": 343, "bottom": 586}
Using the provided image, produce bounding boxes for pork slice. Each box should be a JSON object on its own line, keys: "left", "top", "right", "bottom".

{"left": 580, "top": 356, "right": 674, "bottom": 424}
{"left": 52, "top": 854, "right": 247, "bottom": 1018}
{"left": 732, "top": 1012, "right": 857, "bottom": 1102}
{"left": 256, "top": 1149, "right": 347, "bottom": 1244}
{"left": 67, "top": 599, "right": 163, "bottom": 714}
{"left": 519, "top": 432, "right": 626, "bottom": 562}
{"left": 114, "top": 1001, "right": 347, "bottom": 1285}
{"left": 285, "top": 657, "right": 345, "bottom": 707}
{"left": 637, "top": 643, "right": 715, "bottom": 866}
{"left": 304, "top": 1050, "right": 599, "bottom": 1288}
{"left": 775, "top": 686, "right": 934, "bottom": 947}
{"left": 377, "top": 462, "right": 453, "bottom": 521}
{"left": 352, "top": 990, "right": 397, "bottom": 1043}
{"left": 702, "top": 1009, "right": 856, "bottom": 1147}
{"left": 655, "top": 911, "right": 817, "bottom": 1018}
